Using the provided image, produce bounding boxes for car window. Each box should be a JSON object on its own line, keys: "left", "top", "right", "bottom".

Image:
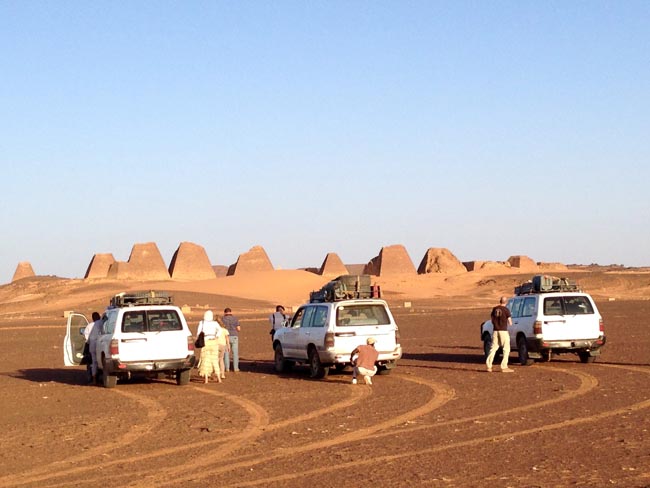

{"left": 102, "top": 311, "right": 117, "bottom": 334}
{"left": 543, "top": 297, "right": 564, "bottom": 316}
{"left": 302, "top": 307, "right": 316, "bottom": 328}
{"left": 312, "top": 306, "right": 328, "bottom": 327}
{"left": 336, "top": 304, "right": 389, "bottom": 326}
{"left": 123, "top": 311, "right": 146, "bottom": 333}
{"left": 521, "top": 297, "right": 536, "bottom": 317}
{"left": 148, "top": 310, "right": 183, "bottom": 331}
{"left": 121, "top": 309, "right": 183, "bottom": 332}
{"left": 563, "top": 296, "right": 594, "bottom": 315}
{"left": 291, "top": 308, "right": 306, "bottom": 328}
{"left": 510, "top": 298, "right": 523, "bottom": 319}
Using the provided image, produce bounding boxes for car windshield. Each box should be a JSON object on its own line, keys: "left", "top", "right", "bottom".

{"left": 122, "top": 310, "right": 183, "bottom": 332}
{"left": 336, "top": 304, "right": 390, "bottom": 326}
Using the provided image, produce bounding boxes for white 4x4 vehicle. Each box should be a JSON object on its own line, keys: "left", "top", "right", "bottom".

{"left": 64, "top": 291, "right": 196, "bottom": 387}
{"left": 480, "top": 276, "right": 606, "bottom": 365}
{"left": 272, "top": 298, "right": 402, "bottom": 379}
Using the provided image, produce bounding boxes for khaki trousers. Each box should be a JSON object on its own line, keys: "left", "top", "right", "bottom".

{"left": 486, "top": 330, "right": 510, "bottom": 370}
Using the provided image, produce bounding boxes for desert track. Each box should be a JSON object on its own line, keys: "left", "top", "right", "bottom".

{"left": 1, "top": 299, "right": 649, "bottom": 487}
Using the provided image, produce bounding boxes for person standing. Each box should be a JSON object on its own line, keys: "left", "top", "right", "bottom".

{"left": 84, "top": 312, "right": 102, "bottom": 384}
{"left": 350, "top": 337, "right": 379, "bottom": 385}
{"left": 269, "top": 305, "right": 287, "bottom": 340}
{"left": 215, "top": 315, "right": 230, "bottom": 379}
{"left": 486, "top": 296, "right": 514, "bottom": 373}
{"left": 222, "top": 307, "right": 241, "bottom": 372}
{"left": 197, "top": 310, "right": 222, "bottom": 383}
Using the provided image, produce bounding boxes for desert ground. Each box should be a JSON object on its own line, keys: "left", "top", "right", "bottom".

{"left": 0, "top": 269, "right": 649, "bottom": 487}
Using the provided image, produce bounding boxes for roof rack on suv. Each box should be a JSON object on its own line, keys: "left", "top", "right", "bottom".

{"left": 110, "top": 290, "right": 173, "bottom": 307}
{"left": 309, "top": 274, "right": 380, "bottom": 303}
{"left": 514, "top": 275, "right": 581, "bottom": 296}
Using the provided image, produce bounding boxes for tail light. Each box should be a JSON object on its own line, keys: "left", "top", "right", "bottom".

{"left": 533, "top": 321, "right": 543, "bottom": 336}
{"left": 599, "top": 318, "right": 604, "bottom": 334}
{"left": 395, "top": 328, "right": 401, "bottom": 345}
{"left": 109, "top": 339, "right": 119, "bottom": 356}
{"left": 187, "top": 335, "right": 195, "bottom": 351}
{"left": 324, "top": 332, "right": 335, "bottom": 348}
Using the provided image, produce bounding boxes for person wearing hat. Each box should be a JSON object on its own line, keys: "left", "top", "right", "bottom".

{"left": 350, "top": 337, "right": 379, "bottom": 385}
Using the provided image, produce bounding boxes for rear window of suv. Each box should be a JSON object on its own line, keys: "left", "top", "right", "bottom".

{"left": 336, "top": 304, "right": 390, "bottom": 326}
{"left": 543, "top": 296, "right": 594, "bottom": 316}
{"left": 122, "top": 310, "right": 183, "bottom": 332}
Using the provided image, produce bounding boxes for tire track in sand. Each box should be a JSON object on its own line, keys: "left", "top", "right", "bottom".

{"left": 0, "top": 389, "right": 168, "bottom": 488}
{"left": 224, "top": 365, "right": 650, "bottom": 487}
{"left": 160, "top": 374, "right": 455, "bottom": 487}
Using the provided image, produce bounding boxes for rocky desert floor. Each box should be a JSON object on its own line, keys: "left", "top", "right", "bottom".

{"left": 0, "top": 270, "right": 649, "bottom": 487}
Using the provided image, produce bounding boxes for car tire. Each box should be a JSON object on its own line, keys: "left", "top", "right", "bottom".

{"left": 578, "top": 351, "right": 596, "bottom": 363}
{"left": 274, "top": 344, "right": 293, "bottom": 373}
{"left": 377, "top": 365, "right": 392, "bottom": 375}
{"left": 176, "top": 369, "right": 190, "bottom": 385}
{"left": 517, "top": 336, "right": 534, "bottom": 366}
{"left": 308, "top": 347, "right": 328, "bottom": 379}
{"left": 101, "top": 357, "right": 117, "bottom": 388}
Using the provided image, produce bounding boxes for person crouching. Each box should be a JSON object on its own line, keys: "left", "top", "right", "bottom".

{"left": 350, "top": 337, "right": 379, "bottom": 385}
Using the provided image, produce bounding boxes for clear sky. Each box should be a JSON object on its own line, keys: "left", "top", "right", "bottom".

{"left": 1, "top": 1, "right": 648, "bottom": 284}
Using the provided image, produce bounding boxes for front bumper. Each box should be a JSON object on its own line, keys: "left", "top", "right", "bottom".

{"left": 104, "top": 355, "right": 196, "bottom": 375}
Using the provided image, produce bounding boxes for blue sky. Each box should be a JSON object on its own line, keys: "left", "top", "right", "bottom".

{"left": 1, "top": 1, "right": 648, "bottom": 283}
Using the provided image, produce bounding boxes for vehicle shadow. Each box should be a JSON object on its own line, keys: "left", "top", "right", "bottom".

{"left": 11, "top": 368, "right": 88, "bottom": 386}
{"left": 401, "top": 350, "right": 485, "bottom": 365}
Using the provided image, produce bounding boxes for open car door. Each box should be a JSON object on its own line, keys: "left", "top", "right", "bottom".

{"left": 64, "top": 313, "right": 89, "bottom": 366}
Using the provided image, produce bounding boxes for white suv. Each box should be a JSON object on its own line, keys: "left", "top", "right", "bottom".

{"left": 272, "top": 298, "right": 402, "bottom": 379}
{"left": 64, "top": 291, "right": 196, "bottom": 387}
{"left": 480, "top": 277, "right": 606, "bottom": 365}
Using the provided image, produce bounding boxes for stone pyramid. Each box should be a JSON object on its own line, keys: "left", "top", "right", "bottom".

{"left": 318, "top": 253, "right": 349, "bottom": 276}
{"left": 168, "top": 242, "right": 216, "bottom": 280}
{"left": 107, "top": 242, "right": 170, "bottom": 280}
{"left": 417, "top": 248, "right": 467, "bottom": 274}
{"left": 227, "top": 245, "right": 274, "bottom": 275}
{"left": 12, "top": 261, "right": 35, "bottom": 282}
{"left": 84, "top": 253, "right": 116, "bottom": 279}
{"left": 364, "top": 244, "right": 416, "bottom": 276}
{"left": 507, "top": 255, "right": 538, "bottom": 270}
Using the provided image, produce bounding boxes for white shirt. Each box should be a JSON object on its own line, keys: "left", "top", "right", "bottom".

{"left": 197, "top": 320, "right": 221, "bottom": 338}
{"left": 269, "top": 312, "right": 287, "bottom": 331}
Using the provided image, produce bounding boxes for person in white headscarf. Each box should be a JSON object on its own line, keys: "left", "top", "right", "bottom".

{"left": 196, "top": 310, "right": 222, "bottom": 383}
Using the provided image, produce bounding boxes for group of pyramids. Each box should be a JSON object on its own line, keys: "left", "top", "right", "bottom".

{"left": 9, "top": 240, "right": 565, "bottom": 284}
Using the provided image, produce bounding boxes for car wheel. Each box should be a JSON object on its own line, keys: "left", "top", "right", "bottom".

{"left": 517, "top": 336, "right": 533, "bottom": 366}
{"left": 308, "top": 347, "right": 328, "bottom": 379}
{"left": 176, "top": 369, "right": 190, "bottom": 385}
{"left": 102, "top": 357, "right": 117, "bottom": 388}
{"left": 274, "top": 344, "right": 293, "bottom": 373}
{"left": 578, "top": 351, "right": 596, "bottom": 363}
{"left": 377, "top": 365, "right": 392, "bottom": 375}
{"left": 482, "top": 333, "right": 493, "bottom": 359}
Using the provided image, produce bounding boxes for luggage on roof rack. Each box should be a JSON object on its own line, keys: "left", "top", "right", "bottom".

{"left": 514, "top": 275, "right": 580, "bottom": 295}
{"left": 110, "top": 290, "right": 173, "bottom": 307}
{"left": 309, "top": 274, "right": 378, "bottom": 303}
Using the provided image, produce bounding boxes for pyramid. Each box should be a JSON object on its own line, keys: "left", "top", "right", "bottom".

{"left": 168, "top": 242, "right": 216, "bottom": 280}
{"left": 318, "top": 253, "right": 349, "bottom": 276}
{"left": 508, "top": 255, "right": 538, "bottom": 270}
{"left": 84, "top": 253, "right": 116, "bottom": 279}
{"left": 107, "top": 242, "right": 170, "bottom": 280}
{"left": 417, "top": 248, "right": 466, "bottom": 274}
{"left": 364, "top": 245, "right": 416, "bottom": 276}
{"left": 227, "top": 245, "right": 274, "bottom": 275}
{"left": 12, "top": 261, "right": 35, "bottom": 282}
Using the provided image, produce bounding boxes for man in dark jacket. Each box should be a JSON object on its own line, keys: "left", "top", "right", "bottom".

{"left": 486, "top": 296, "right": 514, "bottom": 373}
